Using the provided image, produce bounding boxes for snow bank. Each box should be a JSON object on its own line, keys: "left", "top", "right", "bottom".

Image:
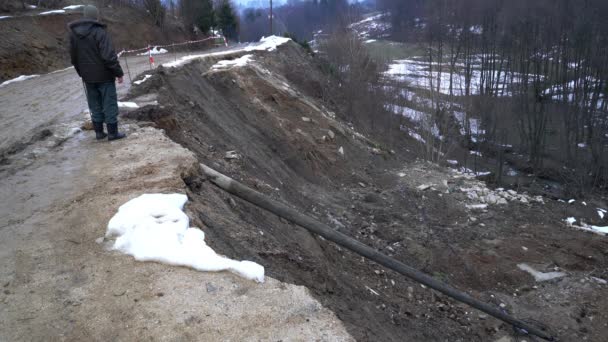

{"left": 211, "top": 54, "right": 253, "bottom": 71}
{"left": 0, "top": 74, "right": 40, "bottom": 88}
{"left": 106, "top": 194, "right": 265, "bottom": 282}
{"left": 133, "top": 74, "right": 152, "bottom": 85}
{"left": 39, "top": 10, "right": 66, "bottom": 15}
{"left": 163, "top": 50, "right": 238, "bottom": 68}
{"left": 117, "top": 101, "right": 139, "bottom": 109}
{"left": 245, "top": 36, "right": 291, "bottom": 52}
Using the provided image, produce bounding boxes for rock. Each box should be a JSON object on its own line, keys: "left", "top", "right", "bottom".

{"left": 224, "top": 151, "right": 240, "bottom": 160}
{"left": 417, "top": 184, "right": 432, "bottom": 191}
{"left": 507, "top": 190, "right": 517, "bottom": 196}
{"left": 497, "top": 198, "right": 508, "bottom": 205}
{"left": 520, "top": 197, "right": 529, "bottom": 204}
{"left": 206, "top": 283, "right": 218, "bottom": 293}
{"left": 467, "top": 204, "right": 488, "bottom": 210}
{"left": 81, "top": 120, "right": 94, "bottom": 131}
{"left": 301, "top": 117, "right": 311, "bottom": 122}
{"left": 327, "top": 130, "right": 335, "bottom": 140}
{"left": 486, "top": 194, "right": 498, "bottom": 204}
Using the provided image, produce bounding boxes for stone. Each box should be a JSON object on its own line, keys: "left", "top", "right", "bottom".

{"left": 301, "top": 117, "right": 311, "bottom": 122}
{"left": 224, "top": 150, "right": 240, "bottom": 160}
{"left": 327, "top": 130, "right": 335, "bottom": 140}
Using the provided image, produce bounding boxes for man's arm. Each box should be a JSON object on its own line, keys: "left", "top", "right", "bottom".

{"left": 69, "top": 34, "right": 81, "bottom": 77}
{"left": 96, "top": 28, "right": 124, "bottom": 78}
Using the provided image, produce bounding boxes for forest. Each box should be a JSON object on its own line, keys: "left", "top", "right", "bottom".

{"left": 376, "top": 0, "right": 608, "bottom": 194}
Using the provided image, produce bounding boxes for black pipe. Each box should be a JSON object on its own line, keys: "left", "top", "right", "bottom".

{"left": 200, "top": 163, "right": 555, "bottom": 341}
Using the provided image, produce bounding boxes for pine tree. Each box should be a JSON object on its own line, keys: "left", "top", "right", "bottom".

{"left": 216, "top": 0, "right": 239, "bottom": 40}
{"left": 180, "top": 0, "right": 215, "bottom": 34}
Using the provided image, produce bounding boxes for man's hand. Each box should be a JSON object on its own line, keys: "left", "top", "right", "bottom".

{"left": 117, "top": 76, "right": 124, "bottom": 84}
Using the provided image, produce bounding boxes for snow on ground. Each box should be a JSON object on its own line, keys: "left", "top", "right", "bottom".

{"left": 565, "top": 217, "right": 608, "bottom": 236}
{"left": 0, "top": 16, "right": 12, "bottom": 20}
{"left": 211, "top": 54, "right": 253, "bottom": 71}
{"left": 384, "top": 58, "right": 515, "bottom": 97}
{"left": 517, "top": 263, "right": 566, "bottom": 282}
{"left": 139, "top": 47, "right": 168, "bottom": 56}
{"left": 407, "top": 129, "right": 426, "bottom": 143}
{"left": 133, "top": 74, "right": 152, "bottom": 85}
{"left": 364, "top": 39, "right": 377, "bottom": 44}
{"left": 0, "top": 74, "right": 40, "bottom": 88}
{"left": 349, "top": 13, "right": 391, "bottom": 39}
{"left": 117, "top": 101, "right": 139, "bottom": 109}
{"left": 39, "top": 10, "right": 66, "bottom": 15}
{"left": 597, "top": 209, "right": 605, "bottom": 220}
{"left": 245, "top": 36, "right": 291, "bottom": 52}
{"left": 63, "top": 5, "right": 84, "bottom": 10}
{"left": 106, "top": 194, "right": 265, "bottom": 282}
{"left": 164, "top": 36, "right": 289, "bottom": 68}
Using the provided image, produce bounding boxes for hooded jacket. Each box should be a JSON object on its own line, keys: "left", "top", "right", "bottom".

{"left": 68, "top": 19, "right": 124, "bottom": 83}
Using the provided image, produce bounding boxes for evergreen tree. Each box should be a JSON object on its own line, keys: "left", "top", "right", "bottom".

{"left": 216, "top": 0, "right": 239, "bottom": 40}
{"left": 180, "top": 0, "right": 215, "bottom": 34}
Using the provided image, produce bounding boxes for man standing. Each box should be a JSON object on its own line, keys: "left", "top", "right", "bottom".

{"left": 69, "top": 5, "right": 126, "bottom": 141}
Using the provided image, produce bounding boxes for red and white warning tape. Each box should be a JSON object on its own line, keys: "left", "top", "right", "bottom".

{"left": 117, "top": 35, "right": 228, "bottom": 58}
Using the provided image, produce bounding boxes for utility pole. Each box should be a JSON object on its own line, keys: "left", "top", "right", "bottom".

{"left": 269, "top": 0, "right": 273, "bottom": 36}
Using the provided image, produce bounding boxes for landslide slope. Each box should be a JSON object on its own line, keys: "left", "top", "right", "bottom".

{"left": 122, "top": 41, "right": 608, "bottom": 341}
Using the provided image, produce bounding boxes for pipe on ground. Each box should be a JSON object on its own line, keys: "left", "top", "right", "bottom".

{"left": 200, "top": 163, "right": 555, "bottom": 341}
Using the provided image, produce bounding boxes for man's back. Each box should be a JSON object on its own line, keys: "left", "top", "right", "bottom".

{"left": 68, "top": 19, "right": 123, "bottom": 83}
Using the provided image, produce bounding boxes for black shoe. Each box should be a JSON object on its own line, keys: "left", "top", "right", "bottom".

{"left": 107, "top": 122, "right": 126, "bottom": 141}
{"left": 93, "top": 121, "right": 107, "bottom": 140}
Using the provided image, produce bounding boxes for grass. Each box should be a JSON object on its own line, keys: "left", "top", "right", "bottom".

{"left": 364, "top": 40, "right": 427, "bottom": 66}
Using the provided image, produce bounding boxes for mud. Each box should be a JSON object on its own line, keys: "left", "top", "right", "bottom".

{"left": 127, "top": 42, "right": 608, "bottom": 341}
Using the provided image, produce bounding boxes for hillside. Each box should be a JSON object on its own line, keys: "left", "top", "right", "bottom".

{"left": 117, "top": 40, "right": 606, "bottom": 341}
{"left": 0, "top": 14, "right": 607, "bottom": 342}
{"left": 0, "top": 3, "right": 189, "bottom": 81}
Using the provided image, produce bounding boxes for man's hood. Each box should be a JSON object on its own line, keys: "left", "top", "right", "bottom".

{"left": 68, "top": 19, "right": 105, "bottom": 38}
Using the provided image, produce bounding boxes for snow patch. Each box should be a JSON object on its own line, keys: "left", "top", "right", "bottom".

{"left": 211, "top": 54, "right": 253, "bottom": 71}
{"left": 0, "top": 15, "right": 12, "bottom": 20}
{"left": 106, "top": 194, "right": 265, "bottom": 282}
{"left": 63, "top": 5, "right": 84, "bottom": 10}
{"left": 364, "top": 39, "right": 377, "bottom": 44}
{"left": 598, "top": 210, "right": 605, "bottom": 220}
{"left": 0, "top": 74, "right": 40, "bottom": 88}
{"left": 245, "top": 36, "right": 291, "bottom": 52}
{"left": 517, "top": 264, "right": 566, "bottom": 282}
{"left": 133, "top": 74, "right": 152, "bottom": 85}
{"left": 447, "top": 160, "right": 458, "bottom": 165}
{"left": 139, "top": 47, "right": 168, "bottom": 56}
{"left": 117, "top": 102, "right": 139, "bottom": 109}
{"left": 39, "top": 10, "right": 66, "bottom": 15}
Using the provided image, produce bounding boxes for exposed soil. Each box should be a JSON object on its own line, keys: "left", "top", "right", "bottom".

{"left": 125, "top": 42, "right": 608, "bottom": 341}
{"left": 0, "top": 42, "right": 355, "bottom": 341}
{"left": 0, "top": 5, "right": 190, "bottom": 81}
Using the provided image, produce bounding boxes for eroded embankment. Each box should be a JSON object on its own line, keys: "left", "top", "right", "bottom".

{"left": 122, "top": 42, "right": 608, "bottom": 341}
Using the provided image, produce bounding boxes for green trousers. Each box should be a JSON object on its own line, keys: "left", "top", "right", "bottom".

{"left": 85, "top": 81, "right": 119, "bottom": 124}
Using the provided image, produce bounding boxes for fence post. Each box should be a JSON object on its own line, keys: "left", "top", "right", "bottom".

{"left": 123, "top": 54, "right": 132, "bottom": 83}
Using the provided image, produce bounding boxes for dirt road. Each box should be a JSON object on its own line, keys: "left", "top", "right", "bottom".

{"left": 0, "top": 45, "right": 353, "bottom": 341}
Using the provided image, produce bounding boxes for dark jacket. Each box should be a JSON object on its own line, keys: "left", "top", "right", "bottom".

{"left": 68, "top": 19, "right": 123, "bottom": 83}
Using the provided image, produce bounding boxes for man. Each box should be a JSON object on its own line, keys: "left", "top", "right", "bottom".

{"left": 69, "top": 5, "right": 125, "bottom": 141}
